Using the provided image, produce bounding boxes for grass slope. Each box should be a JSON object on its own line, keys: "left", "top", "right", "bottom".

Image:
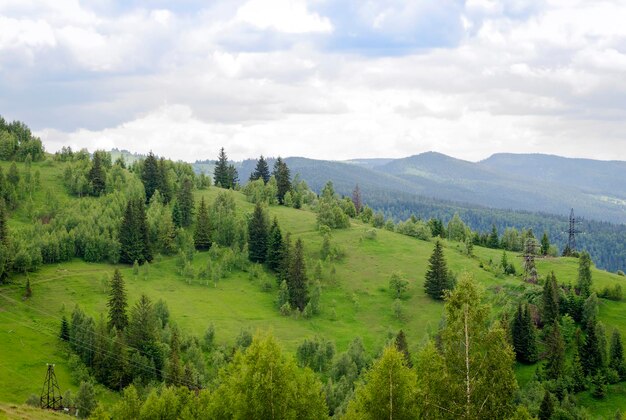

{"left": 1, "top": 164, "right": 626, "bottom": 416}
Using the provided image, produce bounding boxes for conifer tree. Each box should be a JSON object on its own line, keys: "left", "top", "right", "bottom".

{"left": 488, "top": 224, "right": 499, "bottom": 249}
{"left": 119, "top": 199, "right": 151, "bottom": 264}
{"left": 512, "top": 303, "right": 538, "bottom": 363}
{"left": 394, "top": 330, "right": 412, "bottom": 368}
{"left": 107, "top": 269, "right": 128, "bottom": 331}
{"left": 424, "top": 241, "right": 452, "bottom": 300}
{"left": 214, "top": 147, "right": 230, "bottom": 188}
{"left": 248, "top": 202, "right": 268, "bottom": 263}
{"left": 108, "top": 331, "right": 129, "bottom": 390}
{"left": 126, "top": 294, "right": 157, "bottom": 356}
{"left": 177, "top": 178, "right": 195, "bottom": 228}
{"left": 172, "top": 200, "right": 182, "bottom": 228}
{"left": 352, "top": 184, "right": 362, "bottom": 215}
{"left": 60, "top": 315, "right": 70, "bottom": 341}
{"left": 544, "top": 321, "right": 565, "bottom": 380}
{"left": 542, "top": 272, "right": 560, "bottom": 325}
{"left": 266, "top": 217, "right": 283, "bottom": 272}
{"left": 250, "top": 155, "right": 270, "bottom": 183}
{"left": 581, "top": 319, "right": 604, "bottom": 377}
{"left": 227, "top": 164, "right": 239, "bottom": 188}
{"left": 288, "top": 238, "right": 308, "bottom": 311}
{"left": 279, "top": 232, "right": 291, "bottom": 283}
{"left": 165, "top": 326, "right": 182, "bottom": 386}
{"left": 141, "top": 152, "right": 160, "bottom": 203}
{"left": 194, "top": 196, "right": 212, "bottom": 250}
{"left": 578, "top": 251, "right": 593, "bottom": 298}
{"left": 0, "top": 199, "right": 7, "bottom": 247}
{"left": 538, "top": 391, "right": 554, "bottom": 420}
{"left": 609, "top": 329, "right": 625, "bottom": 376}
{"left": 157, "top": 158, "right": 172, "bottom": 203}
{"left": 571, "top": 346, "right": 586, "bottom": 392}
{"left": 540, "top": 232, "right": 550, "bottom": 256}
{"left": 273, "top": 157, "right": 291, "bottom": 204}
{"left": 88, "top": 151, "right": 106, "bottom": 196}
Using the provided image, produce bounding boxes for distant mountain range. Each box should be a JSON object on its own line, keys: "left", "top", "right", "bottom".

{"left": 195, "top": 152, "right": 626, "bottom": 225}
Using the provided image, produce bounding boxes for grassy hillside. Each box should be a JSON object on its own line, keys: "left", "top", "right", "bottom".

{"left": 2, "top": 167, "right": 626, "bottom": 417}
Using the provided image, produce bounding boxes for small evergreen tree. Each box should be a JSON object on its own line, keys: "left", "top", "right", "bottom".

{"left": 581, "top": 319, "right": 604, "bottom": 377}
{"left": 578, "top": 251, "right": 593, "bottom": 298}
{"left": 141, "top": 152, "right": 160, "bottom": 202}
{"left": 512, "top": 303, "right": 538, "bottom": 363}
{"left": 119, "top": 199, "right": 152, "bottom": 264}
{"left": 543, "top": 272, "right": 560, "bottom": 325}
{"left": 609, "top": 329, "right": 625, "bottom": 376}
{"left": 544, "top": 321, "right": 565, "bottom": 380}
{"left": 488, "top": 224, "right": 499, "bottom": 249}
{"left": 165, "top": 326, "right": 182, "bottom": 386}
{"left": 273, "top": 157, "right": 291, "bottom": 204}
{"left": 538, "top": 391, "right": 554, "bottom": 420}
{"left": 88, "top": 151, "right": 106, "bottom": 196}
{"left": 266, "top": 217, "right": 283, "bottom": 272}
{"left": 394, "top": 330, "right": 412, "bottom": 367}
{"left": 107, "top": 269, "right": 128, "bottom": 331}
{"left": 177, "top": 178, "right": 195, "bottom": 228}
{"left": 194, "top": 197, "right": 212, "bottom": 250}
{"left": 424, "top": 241, "right": 451, "bottom": 300}
{"left": 60, "top": 315, "right": 70, "bottom": 341}
{"left": 214, "top": 147, "right": 230, "bottom": 188}
{"left": 250, "top": 155, "right": 270, "bottom": 183}
{"left": 248, "top": 202, "right": 268, "bottom": 263}
{"left": 287, "top": 238, "right": 308, "bottom": 311}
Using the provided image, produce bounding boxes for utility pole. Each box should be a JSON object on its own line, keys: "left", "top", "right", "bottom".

{"left": 40, "top": 364, "right": 63, "bottom": 410}
{"left": 563, "top": 208, "right": 580, "bottom": 256}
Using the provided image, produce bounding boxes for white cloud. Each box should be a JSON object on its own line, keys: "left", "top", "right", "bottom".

{"left": 234, "top": 0, "right": 332, "bottom": 33}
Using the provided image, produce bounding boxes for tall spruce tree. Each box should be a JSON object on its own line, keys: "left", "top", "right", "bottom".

{"left": 424, "top": 241, "right": 451, "bottom": 300}
{"left": 88, "top": 151, "right": 106, "bottom": 196}
{"left": 119, "top": 199, "right": 152, "bottom": 264}
{"left": 141, "top": 152, "right": 160, "bottom": 203}
{"left": 581, "top": 319, "right": 604, "bottom": 376}
{"left": 194, "top": 196, "right": 212, "bottom": 250}
{"left": 177, "top": 178, "right": 195, "bottom": 228}
{"left": 538, "top": 391, "right": 554, "bottom": 420}
{"left": 248, "top": 202, "right": 268, "bottom": 263}
{"left": 227, "top": 164, "right": 239, "bottom": 188}
{"left": 107, "top": 269, "right": 128, "bottom": 331}
{"left": 266, "top": 217, "right": 283, "bottom": 272}
{"left": 157, "top": 158, "right": 172, "bottom": 203}
{"left": 488, "top": 224, "right": 499, "bottom": 249}
{"left": 542, "top": 272, "right": 560, "bottom": 325}
{"left": 60, "top": 315, "right": 70, "bottom": 341}
{"left": 512, "top": 303, "right": 538, "bottom": 363}
{"left": 609, "top": 329, "right": 624, "bottom": 375}
{"left": 273, "top": 157, "right": 291, "bottom": 204}
{"left": 544, "top": 321, "right": 565, "bottom": 380}
{"left": 352, "top": 184, "right": 362, "bottom": 215}
{"left": 578, "top": 251, "right": 593, "bottom": 298}
{"left": 165, "top": 326, "right": 182, "bottom": 386}
{"left": 394, "top": 329, "right": 412, "bottom": 368}
{"left": 214, "top": 147, "right": 231, "bottom": 188}
{"left": 250, "top": 155, "right": 270, "bottom": 184}
{"left": 288, "top": 238, "right": 308, "bottom": 311}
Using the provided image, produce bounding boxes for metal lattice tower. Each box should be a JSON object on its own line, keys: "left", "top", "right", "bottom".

{"left": 40, "top": 364, "right": 63, "bottom": 410}
{"left": 567, "top": 208, "right": 581, "bottom": 253}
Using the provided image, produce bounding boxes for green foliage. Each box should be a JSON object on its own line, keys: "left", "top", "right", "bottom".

{"left": 544, "top": 321, "right": 566, "bottom": 380}
{"left": 447, "top": 212, "right": 467, "bottom": 242}
{"left": 424, "top": 241, "right": 453, "bottom": 300}
{"left": 87, "top": 151, "right": 107, "bottom": 196}
{"left": 581, "top": 319, "right": 604, "bottom": 377}
{"left": 538, "top": 390, "right": 554, "bottom": 420}
{"left": 542, "top": 272, "right": 560, "bottom": 325}
{"left": 344, "top": 346, "right": 419, "bottom": 420}
{"left": 211, "top": 333, "right": 328, "bottom": 419}
{"left": 297, "top": 336, "right": 335, "bottom": 373}
{"left": 578, "top": 251, "right": 593, "bottom": 298}
{"left": 248, "top": 202, "right": 268, "bottom": 263}
{"left": 250, "top": 155, "right": 271, "bottom": 183}
{"left": 107, "top": 269, "right": 128, "bottom": 331}
{"left": 214, "top": 147, "right": 237, "bottom": 189}
{"left": 120, "top": 198, "right": 152, "bottom": 265}
{"left": 512, "top": 303, "right": 538, "bottom": 364}
{"left": 177, "top": 178, "right": 195, "bottom": 228}
{"left": 266, "top": 217, "right": 283, "bottom": 272}
{"left": 599, "top": 283, "right": 623, "bottom": 301}
{"left": 273, "top": 157, "right": 292, "bottom": 204}
{"left": 394, "top": 330, "right": 412, "bottom": 368}
{"left": 194, "top": 196, "right": 212, "bottom": 250}
{"left": 389, "top": 271, "right": 409, "bottom": 299}
{"left": 75, "top": 381, "right": 97, "bottom": 418}
{"left": 287, "top": 238, "right": 309, "bottom": 312}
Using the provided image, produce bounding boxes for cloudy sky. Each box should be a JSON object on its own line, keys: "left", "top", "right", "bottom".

{"left": 2, "top": 0, "right": 626, "bottom": 162}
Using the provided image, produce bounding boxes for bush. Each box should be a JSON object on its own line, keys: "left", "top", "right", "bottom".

{"left": 599, "top": 284, "right": 623, "bottom": 301}
{"left": 363, "top": 228, "right": 377, "bottom": 240}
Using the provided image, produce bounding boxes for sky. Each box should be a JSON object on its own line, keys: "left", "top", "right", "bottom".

{"left": 2, "top": 0, "right": 626, "bottom": 162}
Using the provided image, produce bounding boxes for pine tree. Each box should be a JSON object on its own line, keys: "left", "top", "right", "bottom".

{"left": 0, "top": 199, "right": 7, "bottom": 247}
{"left": 538, "top": 391, "right": 554, "bottom": 420}
{"left": 581, "top": 319, "right": 603, "bottom": 377}
{"left": 571, "top": 347, "right": 587, "bottom": 392}
{"left": 177, "top": 178, "right": 195, "bottom": 228}
{"left": 157, "top": 158, "right": 172, "bottom": 203}
{"left": 60, "top": 315, "right": 70, "bottom": 341}
{"left": 512, "top": 303, "right": 538, "bottom": 364}
{"left": 279, "top": 232, "right": 291, "bottom": 283}
{"left": 141, "top": 152, "right": 160, "bottom": 203}
{"left": 273, "top": 157, "right": 291, "bottom": 204}
{"left": 288, "top": 238, "right": 308, "bottom": 311}
{"left": 541, "top": 232, "right": 550, "bottom": 256}
{"left": 119, "top": 199, "right": 152, "bottom": 264}
{"left": 88, "top": 151, "right": 106, "bottom": 196}
{"left": 266, "top": 217, "right": 283, "bottom": 272}
{"left": 165, "top": 326, "right": 182, "bottom": 386}
{"left": 250, "top": 155, "right": 270, "bottom": 183}
{"left": 227, "top": 164, "right": 239, "bottom": 188}
{"left": 248, "top": 202, "right": 268, "bottom": 263}
{"left": 542, "top": 271, "right": 560, "bottom": 325}
{"left": 352, "top": 184, "right": 362, "bottom": 215}
{"left": 544, "top": 321, "right": 565, "bottom": 380}
{"left": 394, "top": 330, "right": 412, "bottom": 368}
{"left": 609, "top": 329, "right": 625, "bottom": 375}
{"left": 578, "top": 251, "right": 593, "bottom": 298}
{"left": 126, "top": 294, "right": 157, "bottom": 355}
{"left": 488, "top": 224, "right": 499, "bottom": 249}
{"left": 194, "top": 196, "right": 212, "bottom": 250}
{"left": 214, "top": 147, "right": 230, "bottom": 188}
{"left": 172, "top": 200, "right": 182, "bottom": 228}
{"left": 424, "top": 241, "right": 451, "bottom": 300}
{"left": 107, "top": 269, "right": 128, "bottom": 331}
{"left": 108, "top": 331, "right": 129, "bottom": 390}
